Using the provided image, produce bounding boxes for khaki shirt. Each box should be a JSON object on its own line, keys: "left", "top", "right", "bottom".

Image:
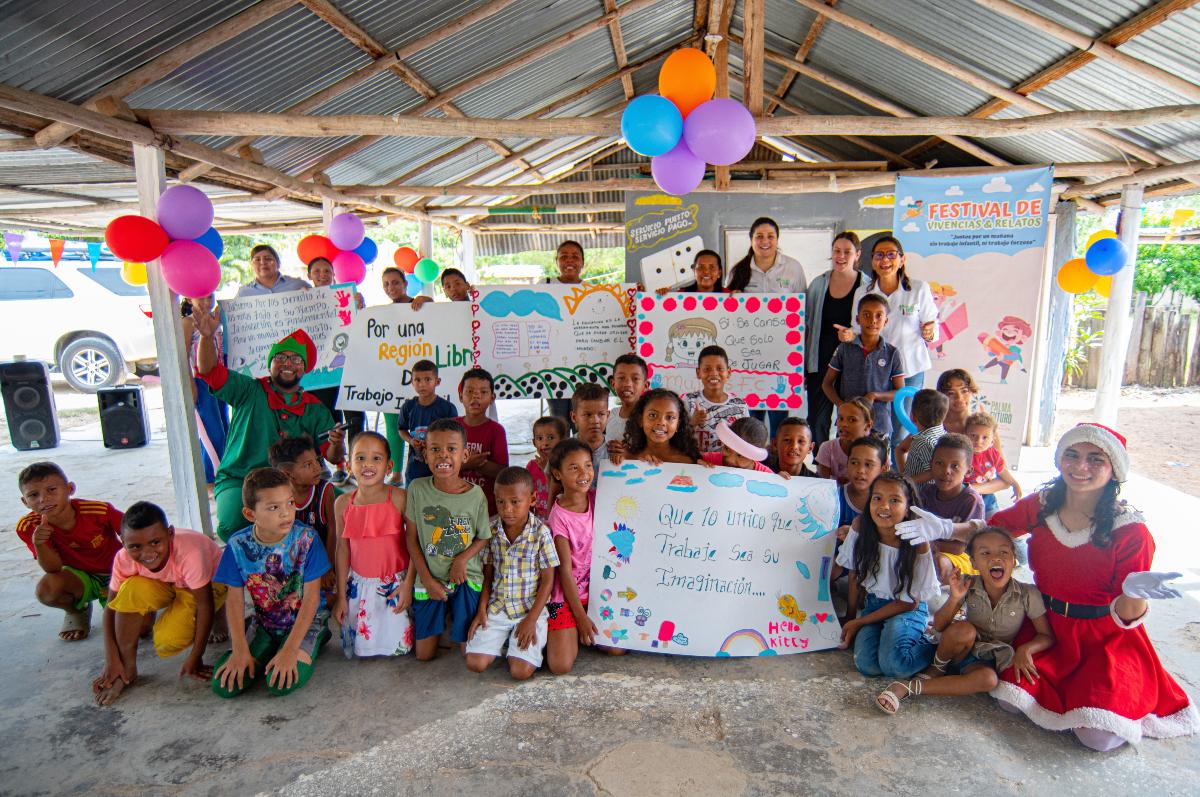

{"left": 963, "top": 576, "right": 1046, "bottom": 671}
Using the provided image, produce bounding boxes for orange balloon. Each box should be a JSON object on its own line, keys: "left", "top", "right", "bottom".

{"left": 393, "top": 246, "right": 419, "bottom": 272}
{"left": 659, "top": 48, "right": 716, "bottom": 117}
{"left": 1094, "top": 275, "right": 1113, "bottom": 297}
{"left": 1057, "top": 257, "right": 1098, "bottom": 294}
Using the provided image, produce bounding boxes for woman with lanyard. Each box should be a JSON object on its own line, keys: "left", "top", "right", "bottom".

{"left": 841, "top": 235, "right": 937, "bottom": 447}
{"left": 545, "top": 240, "right": 586, "bottom": 425}
{"left": 804, "top": 232, "right": 863, "bottom": 450}
{"left": 727, "top": 217, "right": 808, "bottom": 436}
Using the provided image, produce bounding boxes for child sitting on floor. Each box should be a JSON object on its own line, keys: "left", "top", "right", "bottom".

{"left": 212, "top": 467, "right": 332, "bottom": 698}
{"left": 605, "top": 353, "right": 648, "bottom": 460}
{"left": 527, "top": 415, "right": 567, "bottom": 520}
{"left": 619, "top": 389, "right": 702, "bottom": 465}
{"left": 918, "top": 434, "right": 985, "bottom": 583}
{"left": 830, "top": 436, "right": 889, "bottom": 583}
{"left": 466, "top": 467, "right": 559, "bottom": 680}
{"left": 92, "top": 501, "right": 225, "bottom": 705}
{"left": 269, "top": 436, "right": 336, "bottom": 592}
{"left": 874, "top": 527, "right": 1054, "bottom": 714}
{"left": 837, "top": 472, "right": 939, "bottom": 680}
{"left": 965, "top": 412, "right": 1023, "bottom": 517}
{"left": 701, "top": 417, "right": 781, "bottom": 475}
{"left": 16, "top": 462, "right": 123, "bottom": 642}
{"left": 405, "top": 419, "right": 492, "bottom": 662}
{"left": 456, "top": 367, "right": 508, "bottom": 516}
{"left": 900, "top": 389, "right": 948, "bottom": 482}
{"left": 683, "top": 344, "right": 749, "bottom": 453}
{"left": 333, "top": 432, "right": 414, "bottom": 659}
{"left": 768, "top": 417, "right": 817, "bottom": 477}
{"left": 816, "top": 398, "right": 874, "bottom": 482}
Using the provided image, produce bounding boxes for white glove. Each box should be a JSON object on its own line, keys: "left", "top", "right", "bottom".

{"left": 895, "top": 506, "right": 955, "bottom": 545}
{"left": 1122, "top": 571, "right": 1183, "bottom": 600}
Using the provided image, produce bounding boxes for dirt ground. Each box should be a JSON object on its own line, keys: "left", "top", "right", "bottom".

{"left": 1054, "top": 387, "right": 1200, "bottom": 498}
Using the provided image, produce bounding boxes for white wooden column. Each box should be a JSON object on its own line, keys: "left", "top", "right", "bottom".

{"left": 460, "top": 227, "right": 477, "bottom": 283}
{"left": 134, "top": 144, "right": 212, "bottom": 536}
{"left": 418, "top": 218, "right": 434, "bottom": 296}
{"left": 321, "top": 198, "right": 336, "bottom": 228}
{"left": 1093, "top": 183, "right": 1143, "bottom": 425}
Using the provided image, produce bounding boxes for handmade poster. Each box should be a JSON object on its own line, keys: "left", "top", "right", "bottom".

{"left": 894, "top": 167, "right": 1052, "bottom": 465}
{"left": 624, "top": 193, "right": 705, "bottom": 294}
{"left": 470, "top": 284, "right": 636, "bottom": 400}
{"left": 588, "top": 461, "right": 841, "bottom": 657}
{"left": 635, "top": 292, "right": 806, "bottom": 412}
{"left": 335, "top": 302, "right": 473, "bottom": 412}
{"left": 221, "top": 283, "right": 356, "bottom": 391}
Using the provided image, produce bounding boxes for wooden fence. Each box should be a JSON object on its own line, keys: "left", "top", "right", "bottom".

{"left": 1066, "top": 302, "right": 1200, "bottom": 389}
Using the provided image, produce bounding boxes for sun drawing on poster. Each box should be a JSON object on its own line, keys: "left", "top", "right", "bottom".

{"left": 615, "top": 495, "right": 639, "bottom": 520}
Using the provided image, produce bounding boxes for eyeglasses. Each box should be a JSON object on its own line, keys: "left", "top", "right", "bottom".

{"left": 272, "top": 354, "right": 305, "bottom": 365}
{"left": 872, "top": 252, "right": 901, "bottom": 262}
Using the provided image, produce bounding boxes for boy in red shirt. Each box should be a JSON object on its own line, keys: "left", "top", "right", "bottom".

{"left": 16, "top": 462, "right": 123, "bottom": 641}
{"left": 456, "top": 368, "right": 509, "bottom": 516}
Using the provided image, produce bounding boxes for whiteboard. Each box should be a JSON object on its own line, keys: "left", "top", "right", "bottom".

{"left": 722, "top": 228, "right": 833, "bottom": 287}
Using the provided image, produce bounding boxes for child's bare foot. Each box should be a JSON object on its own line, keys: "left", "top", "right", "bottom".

{"left": 59, "top": 605, "right": 91, "bottom": 641}
{"left": 93, "top": 677, "right": 131, "bottom": 706}
{"left": 209, "top": 612, "right": 230, "bottom": 644}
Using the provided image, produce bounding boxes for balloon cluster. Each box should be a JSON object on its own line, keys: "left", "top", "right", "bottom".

{"left": 1056, "top": 230, "right": 1128, "bottom": 297}
{"left": 391, "top": 245, "right": 440, "bottom": 294}
{"left": 104, "top": 185, "right": 223, "bottom": 295}
{"left": 620, "top": 48, "right": 757, "bottom": 196}
{"left": 296, "top": 213, "right": 379, "bottom": 286}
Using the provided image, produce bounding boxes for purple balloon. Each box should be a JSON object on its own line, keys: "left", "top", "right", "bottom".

{"left": 651, "top": 141, "right": 706, "bottom": 195}
{"left": 328, "top": 213, "right": 366, "bottom": 251}
{"left": 683, "top": 98, "right": 757, "bottom": 166}
{"left": 158, "top": 185, "right": 214, "bottom": 241}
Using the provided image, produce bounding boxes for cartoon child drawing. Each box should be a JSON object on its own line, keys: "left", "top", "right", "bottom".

{"left": 928, "top": 282, "right": 968, "bottom": 359}
{"left": 664, "top": 318, "right": 717, "bottom": 366}
{"left": 978, "top": 315, "right": 1033, "bottom": 383}
{"left": 903, "top": 199, "right": 925, "bottom": 220}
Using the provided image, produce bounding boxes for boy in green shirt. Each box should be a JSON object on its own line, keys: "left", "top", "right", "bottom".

{"left": 405, "top": 418, "right": 492, "bottom": 662}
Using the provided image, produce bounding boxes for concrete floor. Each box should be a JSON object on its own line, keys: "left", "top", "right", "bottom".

{"left": 2, "top": 401, "right": 1198, "bottom": 796}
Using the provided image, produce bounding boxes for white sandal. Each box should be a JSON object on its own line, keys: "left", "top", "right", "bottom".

{"left": 876, "top": 679, "right": 921, "bottom": 715}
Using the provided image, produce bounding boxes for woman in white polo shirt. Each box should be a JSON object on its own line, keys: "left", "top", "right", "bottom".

{"left": 725, "top": 217, "right": 807, "bottom": 294}
{"left": 843, "top": 235, "right": 937, "bottom": 445}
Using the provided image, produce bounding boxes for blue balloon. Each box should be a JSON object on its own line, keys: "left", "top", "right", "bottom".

{"left": 353, "top": 236, "right": 378, "bottom": 264}
{"left": 405, "top": 273, "right": 423, "bottom": 295}
{"left": 620, "top": 95, "right": 683, "bottom": 157}
{"left": 1085, "top": 237, "right": 1128, "bottom": 276}
{"left": 892, "top": 386, "right": 919, "bottom": 436}
{"left": 193, "top": 226, "right": 224, "bottom": 259}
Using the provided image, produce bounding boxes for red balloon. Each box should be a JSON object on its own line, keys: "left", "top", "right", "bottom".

{"left": 297, "top": 234, "right": 339, "bottom": 264}
{"left": 393, "top": 246, "right": 419, "bottom": 273}
{"left": 105, "top": 215, "right": 168, "bottom": 263}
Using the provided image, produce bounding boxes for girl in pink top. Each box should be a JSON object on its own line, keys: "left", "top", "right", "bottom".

{"left": 816, "top": 397, "right": 874, "bottom": 483}
{"left": 527, "top": 415, "right": 567, "bottom": 520}
{"left": 545, "top": 439, "right": 626, "bottom": 674}
{"left": 700, "top": 417, "right": 788, "bottom": 476}
{"left": 333, "top": 432, "right": 414, "bottom": 658}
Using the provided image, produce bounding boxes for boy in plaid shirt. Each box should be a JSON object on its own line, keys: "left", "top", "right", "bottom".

{"left": 465, "top": 467, "right": 559, "bottom": 679}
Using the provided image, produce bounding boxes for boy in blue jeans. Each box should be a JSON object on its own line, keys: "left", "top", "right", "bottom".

{"left": 212, "top": 467, "right": 331, "bottom": 698}
{"left": 396, "top": 359, "right": 459, "bottom": 485}
{"left": 405, "top": 418, "right": 492, "bottom": 662}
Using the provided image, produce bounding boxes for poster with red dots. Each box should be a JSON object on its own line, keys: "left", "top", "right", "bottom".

{"left": 635, "top": 292, "right": 806, "bottom": 412}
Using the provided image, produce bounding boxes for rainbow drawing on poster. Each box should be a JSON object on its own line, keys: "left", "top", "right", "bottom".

{"left": 715, "top": 629, "right": 777, "bottom": 657}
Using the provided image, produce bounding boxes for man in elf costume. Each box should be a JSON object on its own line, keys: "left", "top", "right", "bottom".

{"left": 193, "top": 309, "right": 346, "bottom": 541}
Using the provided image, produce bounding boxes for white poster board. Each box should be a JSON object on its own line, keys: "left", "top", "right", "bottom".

{"left": 722, "top": 228, "right": 832, "bottom": 289}
{"left": 588, "top": 461, "right": 841, "bottom": 657}
{"left": 335, "top": 302, "right": 474, "bottom": 412}
{"left": 470, "top": 284, "right": 636, "bottom": 400}
{"left": 635, "top": 292, "right": 807, "bottom": 411}
{"left": 220, "top": 284, "right": 356, "bottom": 390}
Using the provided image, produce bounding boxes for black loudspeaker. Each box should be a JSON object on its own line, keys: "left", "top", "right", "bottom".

{"left": 0, "top": 360, "right": 59, "bottom": 451}
{"left": 98, "top": 385, "right": 150, "bottom": 449}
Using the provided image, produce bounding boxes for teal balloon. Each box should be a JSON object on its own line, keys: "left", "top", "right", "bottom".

{"left": 1085, "top": 237, "right": 1128, "bottom": 276}
{"left": 414, "top": 257, "right": 440, "bottom": 283}
{"left": 621, "top": 95, "right": 683, "bottom": 157}
{"left": 405, "top": 273, "right": 423, "bottom": 295}
{"left": 892, "top": 386, "right": 919, "bottom": 436}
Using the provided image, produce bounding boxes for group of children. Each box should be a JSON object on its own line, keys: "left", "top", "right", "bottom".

{"left": 15, "top": 316, "right": 1039, "bottom": 715}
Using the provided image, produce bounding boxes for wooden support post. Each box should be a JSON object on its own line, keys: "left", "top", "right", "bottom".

{"left": 460, "top": 227, "right": 478, "bottom": 284}
{"left": 419, "top": 218, "right": 434, "bottom": 296}
{"left": 1094, "top": 184, "right": 1144, "bottom": 424}
{"left": 742, "top": 0, "right": 765, "bottom": 116}
{"left": 133, "top": 144, "right": 212, "bottom": 537}
{"left": 712, "top": 0, "right": 734, "bottom": 190}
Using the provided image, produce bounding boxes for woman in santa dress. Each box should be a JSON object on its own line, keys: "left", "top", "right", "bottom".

{"left": 984, "top": 423, "right": 1198, "bottom": 751}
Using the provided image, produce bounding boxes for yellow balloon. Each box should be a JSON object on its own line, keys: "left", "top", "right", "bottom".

{"left": 1086, "top": 229, "right": 1118, "bottom": 249}
{"left": 121, "top": 260, "right": 148, "bottom": 286}
{"left": 1056, "top": 257, "right": 1098, "bottom": 294}
{"left": 1094, "top": 275, "right": 1113, "bottom": 297}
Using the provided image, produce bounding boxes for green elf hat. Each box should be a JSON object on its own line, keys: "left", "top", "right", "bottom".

{"left": 267, "top": 329, "right": 317, "bottom": 373}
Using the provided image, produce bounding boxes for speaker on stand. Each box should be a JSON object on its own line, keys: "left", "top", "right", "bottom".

{"left": 0, "top": 360, "right": 59, "bottom": 451}
{"left": 97, "top": 385, "right": 151, "bottom": 449}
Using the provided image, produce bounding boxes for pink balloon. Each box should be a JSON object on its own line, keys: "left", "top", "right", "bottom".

{"left": 651, "top": 140, "right": 706, "bottom": 195}
{"left": 332, "top": 250, "right": 366, "bottom": 284}
{"left": 328, "top": 213, "right": 366, "bottom": 250}
{"left": 160, "top": 240, "right": 220, "bottom": 298}
{"left": 158, "top": 185, "right": 214, "bottom": 240}
{"left": 683, "top": 98, "right": 757, "bottom": 166}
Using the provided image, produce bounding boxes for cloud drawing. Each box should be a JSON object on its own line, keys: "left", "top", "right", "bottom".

{"left": 898, "top": 195, "right": 915, "bottom": 206}
{"left": 708, "top": 472, "right": 745, "bottom": 488}
{"left": 1026, "top": 182, "right": 1045, "bottom": 193}
{"left": 982, "top": 176, "right": 1012, "bottom": 194}
{"left": 903, "top": 222, "right": 920, "bottom": 233}
{"left": 479, "top": 289, "right": 562, "bottom": 320}
{"left": 746, "top": 480, "right": 788, "bottom": 497}
{"left": 944, "top": 185, "right": 964, "bottom": 196}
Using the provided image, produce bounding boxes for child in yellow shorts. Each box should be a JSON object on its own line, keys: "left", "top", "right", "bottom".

{"left": 92, "top": 501, "right": 226, "bottom": 705}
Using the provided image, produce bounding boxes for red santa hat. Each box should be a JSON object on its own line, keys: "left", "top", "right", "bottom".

{"left": 1055, "top": 422, "right": 1129, "bottom": 482}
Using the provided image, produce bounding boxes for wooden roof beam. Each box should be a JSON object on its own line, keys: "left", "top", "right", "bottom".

{"left": 766, "top": 0, "right": 835, "bottom": 116}
{"left": 601, "top": 0, "right": 635, "bottom": 100}
{"left": 742, "top": 0, "right": 765, "bottom": 116}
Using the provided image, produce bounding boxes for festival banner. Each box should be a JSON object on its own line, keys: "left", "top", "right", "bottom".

{"left": 635, "top": 291, "right": 806, "bottom": 412}
{"left": 335, "top": 302, "right": 474, "bottom": 412}
{"left": 470, "top": 284, "right": 636, "bottom": 400}
{"left": 221, "top": 284, "right": 356, "bottom": 390}
{"left": 588, "top": 461, "right": 841, "bottom": 657}
{"left": 893, "top": 167, "right": 1053, "bottom": 464}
